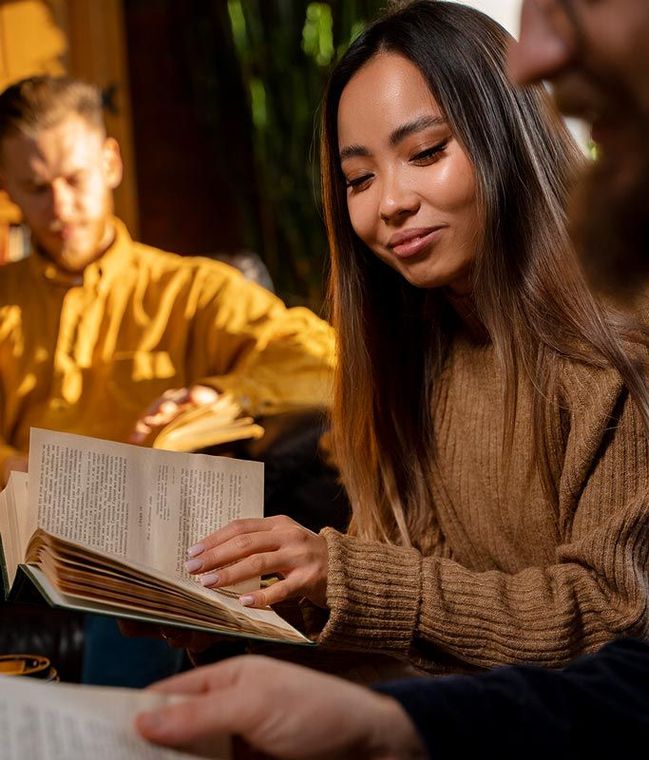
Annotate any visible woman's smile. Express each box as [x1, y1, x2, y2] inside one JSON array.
[[387, 225, 446, 259]]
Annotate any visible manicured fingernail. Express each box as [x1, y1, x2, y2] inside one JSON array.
[[184, 558, 202, 573], [239, 595, 255, 607], [187, 543, 204, 557], [200, 572, 220, 587]]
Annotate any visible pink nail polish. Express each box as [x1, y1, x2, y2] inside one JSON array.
[[200, 573, 219, 587], [184, 558, 202, 573], [187, 543, 205, 558], [239, 595, 255, 607]]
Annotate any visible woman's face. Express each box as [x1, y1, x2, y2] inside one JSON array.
[[337, 53, 481, 292]]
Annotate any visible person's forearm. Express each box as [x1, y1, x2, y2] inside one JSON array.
[[193, 275, 335, 416], [319, 526, 647, 671], [376, 639, 649, 759]]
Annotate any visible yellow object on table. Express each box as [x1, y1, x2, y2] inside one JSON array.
[[0, 654, 58, 680]]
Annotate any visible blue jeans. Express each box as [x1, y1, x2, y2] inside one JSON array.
[[81, 614, 186, 687]]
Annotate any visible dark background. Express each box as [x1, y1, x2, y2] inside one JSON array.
[[123, 0, 385, 311]]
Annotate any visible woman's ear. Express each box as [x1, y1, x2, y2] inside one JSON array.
[[103, 136, 123, 190]]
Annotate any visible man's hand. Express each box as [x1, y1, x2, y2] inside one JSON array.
[[135, 655, 427, 760], [184, 515, 329, 608], [130, 385, 219, 444], [2, 453, 28, 485]]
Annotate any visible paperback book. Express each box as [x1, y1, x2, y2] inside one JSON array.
[[0, 428, 311, 646]]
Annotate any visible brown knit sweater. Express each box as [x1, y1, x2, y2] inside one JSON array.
[[318, 333, 649, 673]]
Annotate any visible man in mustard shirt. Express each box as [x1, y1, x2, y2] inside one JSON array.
[[0, 75, 336, 686], [0, 76, 335, 486]]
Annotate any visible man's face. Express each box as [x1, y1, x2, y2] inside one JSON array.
[[0, 114, 122, 272], [510, 1, 649, 125], [509, 0, 649, 296]]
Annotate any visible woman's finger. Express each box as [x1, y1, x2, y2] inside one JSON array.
[[185, 530, 283, 574], [187, 516, 280, 557], [239, 577, 297, 608], [199, 550, 289, 588]]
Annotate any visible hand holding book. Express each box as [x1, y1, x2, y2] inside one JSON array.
[[0, 428, 312, 645], [129, 385, 264, 453], [184, 515, 329, 609], [0, 675, 232, 759], [135, 655, 422, 760]]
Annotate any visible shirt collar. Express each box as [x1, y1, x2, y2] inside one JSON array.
[[28, 218, 133, 288]]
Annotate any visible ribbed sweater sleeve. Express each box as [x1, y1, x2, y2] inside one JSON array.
[[317, 351, 649, 671], [319, 531, 423, 654]]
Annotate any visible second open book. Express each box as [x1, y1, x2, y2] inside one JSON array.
[[0, 428, 310, 646], [144, 393, 264, 452]]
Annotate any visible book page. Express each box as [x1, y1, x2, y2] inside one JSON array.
[[151, 394, 262, 452], [155, 419, 264, 453], [0, 676, 230, 759], [24, 561, 307, 643], [0, 472, 30, 590], [13, 471, 33, 556], [0, 484, 12, 593], [28, 428, 264, 580], [152, 397, 264, 453]]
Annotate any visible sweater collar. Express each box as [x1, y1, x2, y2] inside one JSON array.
[[28, 218, 133, 288]]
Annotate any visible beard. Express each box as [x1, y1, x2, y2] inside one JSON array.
[[570, 115, 649, 304]]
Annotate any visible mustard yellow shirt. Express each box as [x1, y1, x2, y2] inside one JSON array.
[[0, 219, 335, 476]]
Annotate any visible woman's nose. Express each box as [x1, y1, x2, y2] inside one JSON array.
[[378, 173, 420, 223]]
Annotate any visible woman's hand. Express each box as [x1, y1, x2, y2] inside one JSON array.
[[184, 515, 329, 609]]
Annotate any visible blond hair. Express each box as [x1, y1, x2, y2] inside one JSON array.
[[0, 75, 104, 145]]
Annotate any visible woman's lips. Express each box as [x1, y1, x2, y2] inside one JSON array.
[[388, 227, 445, 259]]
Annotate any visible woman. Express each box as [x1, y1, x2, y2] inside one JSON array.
[[184, 1, 649, 673]]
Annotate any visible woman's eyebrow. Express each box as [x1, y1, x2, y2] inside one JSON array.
[[339, 114, 447, 162], [340, 144, 370, 162], [389, 114, 447, 146]]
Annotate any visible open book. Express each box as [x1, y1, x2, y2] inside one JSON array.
[[0, 428, 311, 646], [0, 675, 230, 759], [146, 394, 264, 453]]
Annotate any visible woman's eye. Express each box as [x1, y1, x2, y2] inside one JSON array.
[[345, 174, 373, 192], [411, 142, 448, 164]]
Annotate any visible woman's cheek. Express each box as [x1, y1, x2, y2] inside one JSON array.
[[348, 198, 376, 249]]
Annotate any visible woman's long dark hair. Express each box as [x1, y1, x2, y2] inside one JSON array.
[[321, 0, 649, 548]]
